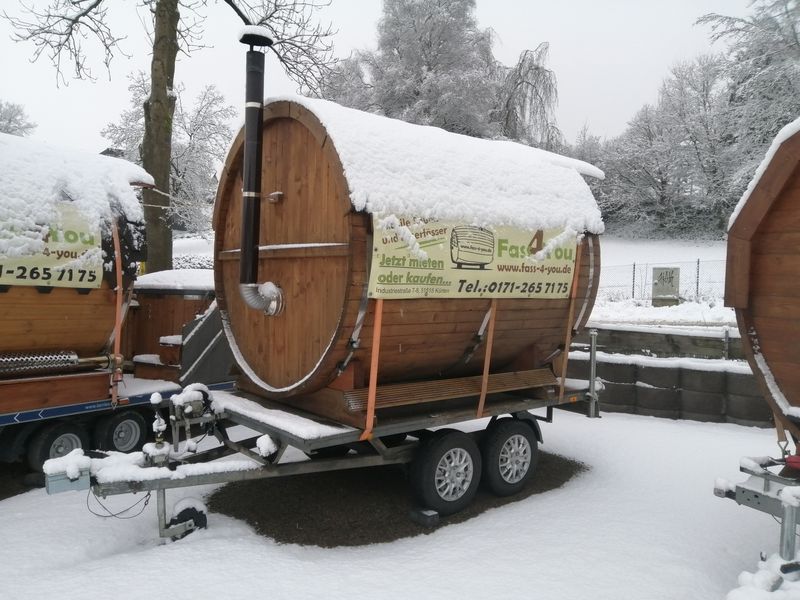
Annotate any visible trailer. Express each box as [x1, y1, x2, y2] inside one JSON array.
[[0, 264, 235, 471], [44, 339, 600, 540]]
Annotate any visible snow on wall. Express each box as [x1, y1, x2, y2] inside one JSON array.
[[728, 116, 800, 231], [134, 268, 214, 291], [0, 133, 152, 257], [266, 95, 605, 236], [570, 349, 753, 374]]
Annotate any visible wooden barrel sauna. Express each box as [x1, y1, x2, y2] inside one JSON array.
[[725, 118, 800, 436], [0, 133, 150, 378], [213, 97, 604, 422]]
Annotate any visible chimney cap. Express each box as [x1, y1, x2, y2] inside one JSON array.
[[239, 26, 273, 48]]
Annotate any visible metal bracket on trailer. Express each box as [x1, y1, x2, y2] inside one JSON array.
[[715, 456, 800, 562]]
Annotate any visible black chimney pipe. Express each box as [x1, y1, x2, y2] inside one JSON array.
[[237, 28, 277, 312]]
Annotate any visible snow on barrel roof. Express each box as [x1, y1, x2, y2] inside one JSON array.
[[0, 133, 152, 257], [267, 95, 605, 235], [728, 115, 800, 231]]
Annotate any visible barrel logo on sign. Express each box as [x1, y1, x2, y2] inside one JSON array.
[[450, 226, 494, 269]]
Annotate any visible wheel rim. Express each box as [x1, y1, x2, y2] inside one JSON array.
[[435, 447, 474, 501], [112, 419, 142, 452], [49, 433, 82, 459], [498, 434, 531, 484]]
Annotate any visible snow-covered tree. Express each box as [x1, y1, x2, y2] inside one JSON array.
[[699, 0, 800, 196], [495, 44, 561, 148], [321, 0, 560, 147], [103, 72, 236, 234], [5, 0, 334, 272], [0, 100, 36, 136]]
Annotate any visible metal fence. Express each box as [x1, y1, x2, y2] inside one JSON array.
[[598, 259, 726, 302]]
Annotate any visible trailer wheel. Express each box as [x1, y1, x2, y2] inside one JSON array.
[[27, 422, 90, 472], [411, 429, 481, 515], [168, 499, 208, 541], [481, 419, 538, 496], [93, 410, 148, 452]]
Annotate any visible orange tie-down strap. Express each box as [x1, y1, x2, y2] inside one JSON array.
[[110, 220, 125, 407], [360, 298, 384, 441], [476, 298, 498, 418], [558, 239, 584, 403]]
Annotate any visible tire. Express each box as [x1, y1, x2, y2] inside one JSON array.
[[27, 421, 90, 472], [93, 410, 148, 452], [481, 419, 538, 496], [168, 499, 208, 541], [411, 429, 481, 516]]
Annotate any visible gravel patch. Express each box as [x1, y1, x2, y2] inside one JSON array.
[[208, 451, 586, 547]]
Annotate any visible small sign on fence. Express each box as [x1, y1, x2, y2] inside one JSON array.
[[652, 267, 680, 306]]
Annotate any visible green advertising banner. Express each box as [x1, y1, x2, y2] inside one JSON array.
[[0, 203, 103, 289], [368, 216, 577, 299]]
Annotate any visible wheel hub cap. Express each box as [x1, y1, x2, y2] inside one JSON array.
[[435, 448, 474, 501], [499, 434, 531, 484], [50, 433, 82, 459], [112, 419, 140, 452]]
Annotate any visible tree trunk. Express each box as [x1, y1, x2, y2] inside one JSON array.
[[141, 0, 179, 273]]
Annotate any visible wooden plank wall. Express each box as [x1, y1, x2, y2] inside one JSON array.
[[122, 293, 213, 359], [0, 285, 117, 355], [748, 169, 800, 407]]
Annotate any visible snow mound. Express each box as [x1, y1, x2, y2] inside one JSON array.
[[0, 133, 151, 258], [266, 95, 605, 235], [134, 268, 214, 291]]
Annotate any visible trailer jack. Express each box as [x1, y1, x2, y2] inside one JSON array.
[[716, 456, 800, 562]]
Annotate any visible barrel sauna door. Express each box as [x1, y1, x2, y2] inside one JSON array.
[[215, 113, 355, 396]]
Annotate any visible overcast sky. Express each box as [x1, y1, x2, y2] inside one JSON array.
[[0, 0, 751, 153]]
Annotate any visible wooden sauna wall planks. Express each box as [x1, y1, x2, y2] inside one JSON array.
[[126, 293, 212, 358], [0, 285, 117, 355], [748, 169, 800, 405], [216, 116, 354, 394]]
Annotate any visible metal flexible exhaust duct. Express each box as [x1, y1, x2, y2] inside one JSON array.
[[0, 351, 112, 377], [238, 28, 278, 313]]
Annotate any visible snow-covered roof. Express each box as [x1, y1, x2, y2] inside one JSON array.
[[267, 95, 605, 235], [0, 133, 152, 257], [728, 116, 800, 231]]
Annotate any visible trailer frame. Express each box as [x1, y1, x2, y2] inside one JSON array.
[[46, 336, 600, 539]]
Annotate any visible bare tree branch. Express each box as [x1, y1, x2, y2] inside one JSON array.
[[3, 0, 128, 84], [223, 0, 337, 94]]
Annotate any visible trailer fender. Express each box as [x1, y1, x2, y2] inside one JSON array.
[[511, 412, 543, 444]]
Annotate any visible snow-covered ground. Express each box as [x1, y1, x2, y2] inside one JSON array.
[[600, 236, 726, 266], [0, 411, 787, 599]]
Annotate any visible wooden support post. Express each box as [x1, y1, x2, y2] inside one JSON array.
[[360, 298, 384, 441], [559, 240, 584, 403], [476, 299, 498, 418]]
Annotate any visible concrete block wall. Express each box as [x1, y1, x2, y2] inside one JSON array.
[[567, 354, 772, 427]]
